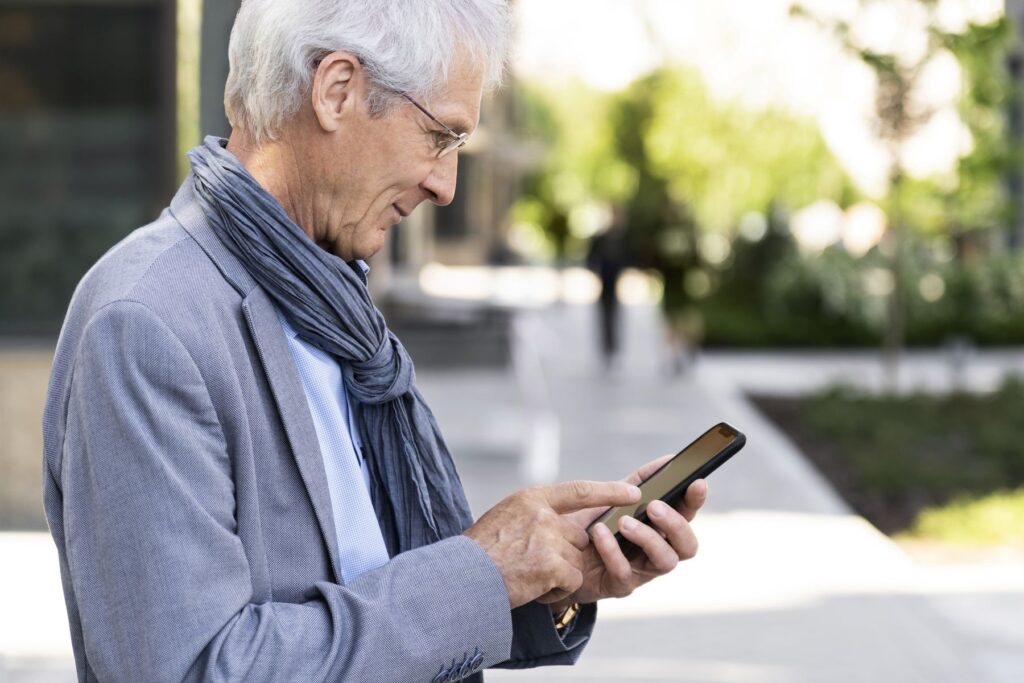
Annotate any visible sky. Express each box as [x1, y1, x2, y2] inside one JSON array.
[[514, 0, 1006, 199]]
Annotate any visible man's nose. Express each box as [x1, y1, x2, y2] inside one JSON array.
[[422, 154, 459, 207]]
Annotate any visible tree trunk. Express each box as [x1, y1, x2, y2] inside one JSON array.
[[884, 173, 905, 391]]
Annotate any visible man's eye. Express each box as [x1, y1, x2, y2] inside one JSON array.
[[431, 131, 450, 148]]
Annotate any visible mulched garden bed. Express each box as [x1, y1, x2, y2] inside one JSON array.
[[750, 380, 1024, 538]]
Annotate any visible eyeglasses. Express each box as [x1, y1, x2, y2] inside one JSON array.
[[311, 54, 468, 158], [401, 93, 469, 159]]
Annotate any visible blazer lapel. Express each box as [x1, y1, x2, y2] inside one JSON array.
[[242, 286, 344, 583], [170, 176, 344, 582]]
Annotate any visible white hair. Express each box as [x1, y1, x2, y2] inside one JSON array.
[[224, 0, 510, 142]]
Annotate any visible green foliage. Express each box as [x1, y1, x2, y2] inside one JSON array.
[[800, 377, 1024, 543], [513, 81, 635, 261], [932, 17, 1017, 235], [904, 489, 1024, 547], [701, 236, 1024, 347], [607, 68, 850, 244], [793, 3, 1017, 237], [512, 67, 851, 267], [519, 81, 636, 206], [638, 70, 849, 233], [933, 250, 1024, 343], [512, 1, 1023, 350], [788, 2, 1018, 366], [876, 17, 1018, 241], [516, 66, 854, 330]]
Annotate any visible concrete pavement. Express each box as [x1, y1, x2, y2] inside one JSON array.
[[431, 304, 1024, 683]]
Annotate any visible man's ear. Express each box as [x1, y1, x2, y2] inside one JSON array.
[[310, 51, 361, 133]]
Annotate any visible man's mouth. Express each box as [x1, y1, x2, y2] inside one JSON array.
[[388, 204, 409, 227]]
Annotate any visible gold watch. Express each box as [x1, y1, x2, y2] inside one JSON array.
[[553, 602, 581, 632]]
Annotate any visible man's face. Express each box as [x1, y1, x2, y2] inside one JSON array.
[[310, 54, 484, 261]]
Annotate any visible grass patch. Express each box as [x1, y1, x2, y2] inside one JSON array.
[[901, 489, 1024, 547], [753, 377, 1024, 547]]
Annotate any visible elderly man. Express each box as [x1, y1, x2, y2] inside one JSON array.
[[42, 1, 707, 681]]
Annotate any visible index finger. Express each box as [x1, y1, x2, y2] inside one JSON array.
[[543, 480, 641, 514]]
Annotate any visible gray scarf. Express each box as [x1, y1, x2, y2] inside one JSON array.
[[188, 136, 473, 556]]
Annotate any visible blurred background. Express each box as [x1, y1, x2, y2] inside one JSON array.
[[2, 0, 1024, 681]]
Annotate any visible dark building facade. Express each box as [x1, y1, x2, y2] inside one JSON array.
[[0, 0, 178, 334]]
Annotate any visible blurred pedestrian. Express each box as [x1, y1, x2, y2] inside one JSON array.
[[587, 208, 628, 371], [653, 204, 703, 376]]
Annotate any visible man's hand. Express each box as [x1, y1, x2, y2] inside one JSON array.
[[463, 480, 641, 609], [546, 455, 709, 607]]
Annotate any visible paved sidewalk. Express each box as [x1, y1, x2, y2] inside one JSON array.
[[3, 303, 1023, 682], [430, 303, 1024, 683]]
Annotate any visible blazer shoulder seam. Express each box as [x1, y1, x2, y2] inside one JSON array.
[[122, 231, 194, 300]]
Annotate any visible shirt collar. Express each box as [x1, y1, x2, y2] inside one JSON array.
[[352, 259, 370, 285]]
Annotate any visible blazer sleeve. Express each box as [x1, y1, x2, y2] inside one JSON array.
[[60, 300, 515, 683], [497, 601, 597, 669]]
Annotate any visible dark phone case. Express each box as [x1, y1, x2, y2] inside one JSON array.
[[589, 422, 746, 554]]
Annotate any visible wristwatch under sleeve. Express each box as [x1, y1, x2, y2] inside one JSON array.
[[553, 602, 581, 632]]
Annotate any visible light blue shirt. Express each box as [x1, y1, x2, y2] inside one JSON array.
[[276, 303, 391, 585]]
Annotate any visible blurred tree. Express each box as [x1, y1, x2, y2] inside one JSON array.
[[514, 6, 1019, 350], [1005, 0, 1024, 247], [514, 66, 849, 277], [793, 0, 1015, 380], [938, 18, 1016, 239], [635, 69, 849, 233], [513, 81, 634, 264], [616, 68, 851, 356]]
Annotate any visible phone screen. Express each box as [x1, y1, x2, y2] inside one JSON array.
[[594, 423, 741, 534]]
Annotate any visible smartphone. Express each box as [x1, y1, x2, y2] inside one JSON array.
[[588, 422, 746, 550]]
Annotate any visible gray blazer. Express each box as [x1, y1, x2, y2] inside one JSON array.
[[42, 179, 594, 683]]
